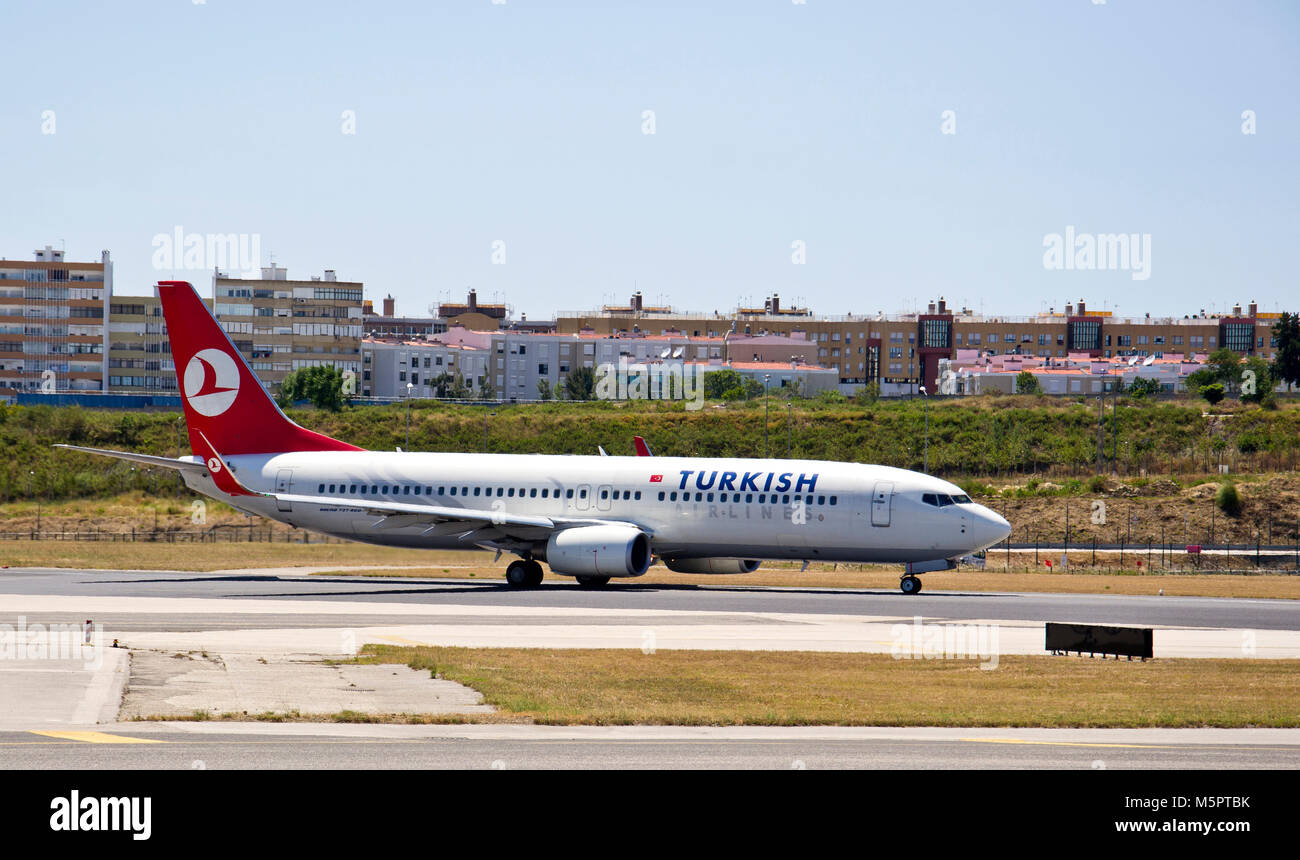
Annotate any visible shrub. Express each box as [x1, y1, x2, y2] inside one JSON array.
[[1215, 481, 1241, 516]]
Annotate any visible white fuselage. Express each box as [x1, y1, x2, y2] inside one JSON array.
[[181, 451, 1011, 567]]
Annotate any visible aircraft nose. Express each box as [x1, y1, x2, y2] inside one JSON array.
[[973, 506, 1011, 549]]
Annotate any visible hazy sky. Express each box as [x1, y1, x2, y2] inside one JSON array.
[[3, 1, 1296, 320]]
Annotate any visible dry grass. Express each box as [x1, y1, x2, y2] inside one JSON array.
[[356, 646, 1300, 727]]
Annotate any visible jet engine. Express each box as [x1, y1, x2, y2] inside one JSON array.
[[545, 525, 652, 577]]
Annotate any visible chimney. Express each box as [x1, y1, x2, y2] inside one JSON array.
[[383, 294, 395, 317], [1077, 299, 1086, 316], [937, 297, 947, 314], [467, 289, 478, 312], [1065, 303, 1074, 316], [1248, 301, 1258, 318], [770, 293, 780, 314]]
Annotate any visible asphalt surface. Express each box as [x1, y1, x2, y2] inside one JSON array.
[[3, 567, 1299, 631], [5, 727, 1299, 769]]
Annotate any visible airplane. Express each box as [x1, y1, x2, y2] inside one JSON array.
[[57, 280, 1011, 594]]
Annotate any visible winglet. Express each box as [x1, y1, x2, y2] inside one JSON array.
[[633, 435, 653, 456]]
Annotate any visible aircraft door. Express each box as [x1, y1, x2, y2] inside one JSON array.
[[275, 469, 294, 512], [870, 482, 893, 527]]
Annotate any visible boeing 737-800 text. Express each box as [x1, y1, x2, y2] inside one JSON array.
[[58, 280, 1011, 593]]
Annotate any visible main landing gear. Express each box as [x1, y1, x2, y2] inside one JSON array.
[[506, 558, 545, 588], [899, 575, 923, 595]]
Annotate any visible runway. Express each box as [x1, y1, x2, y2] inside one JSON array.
[[6, 724, 1300, 769], [2, 567, 1298, 768], [5, 567, 1300, 630]]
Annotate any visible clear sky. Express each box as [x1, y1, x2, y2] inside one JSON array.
[[3, 1, 1296, 321]]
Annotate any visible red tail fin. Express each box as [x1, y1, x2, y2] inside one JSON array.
[[157, 280, 362, 456]]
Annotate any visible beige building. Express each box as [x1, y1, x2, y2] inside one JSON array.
[[212, 265, 363, 391], [559, 293, 1283, 396], [0, 247, 110, 392]]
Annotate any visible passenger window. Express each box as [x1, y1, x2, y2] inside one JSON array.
[[529, 488, 537, 498], [658, 491, 665, 501], [782, 494, 790, 504], [319, 484, 325, 493], [381, 486, 389, 495], [473, 487, 481, 496], [438, 486, 445, 495], [565, 489, 573, 499], [829, 495, 837, 505], [634, 491, 641, 500], [350, 485, 357, 494], [462, 487, 469, 496], [508, 488, 515, 497], [818, 495, 825, 505], [695, 492, 703, 502], [450, 487, 457, 496], [706, 493, 714, 502], [403, 486, 411, 495], [580, 489, 587, 499], [670, 491, 677, 501], [600, 489, 608, 500], [746, 494, 753, 503]]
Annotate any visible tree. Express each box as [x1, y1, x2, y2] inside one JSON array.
[[1014, 371, 1041, 395], [1200, 382, 1226, 405], [478, 377, 497, 400], [279, 364, 347, 412], [1271, 311, 1300, 392], [1184, 367, 1217, 395], [1206, 347, 1243, 392], [427, 372, 454, 398], [564, 366, 596, 400], [536, 379, 553, 401], [703, 368, 763, 400], [1126, 376, 1161, 398], [1240, 355, 1274, 404]]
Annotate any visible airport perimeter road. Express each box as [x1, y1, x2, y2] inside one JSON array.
[[4, 725, 1299, 769], [3, 568, 1299, 631]]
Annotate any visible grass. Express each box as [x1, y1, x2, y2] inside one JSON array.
[[350, 645, 1300, 727], [8, 395, 1300, 504]]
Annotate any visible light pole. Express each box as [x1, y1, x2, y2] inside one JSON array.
[[786, 401, 792, 458], [763, 374, 771, 458], [920, 386, 929, 473], [405, 382, 414, 450]]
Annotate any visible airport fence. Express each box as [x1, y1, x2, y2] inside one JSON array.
[[0, 524, 342, 544]]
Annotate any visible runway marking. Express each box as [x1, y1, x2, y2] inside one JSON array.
[[30, 731, 165, 744], [961, 738, 1162, 749], [373, 634, 434, 646]]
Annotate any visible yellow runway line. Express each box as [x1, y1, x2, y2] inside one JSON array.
[[30, 731, 164, 744], [961, 738, 1161, 749]]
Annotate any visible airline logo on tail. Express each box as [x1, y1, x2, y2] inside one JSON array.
[[183, 348, 240, 416]]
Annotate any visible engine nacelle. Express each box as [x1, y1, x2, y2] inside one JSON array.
[[545, 525, 651, 577], [662, 557, 762, 575]]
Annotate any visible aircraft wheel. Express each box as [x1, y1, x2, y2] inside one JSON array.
[[575, 575, 611, 588], [900, 575, 922, 595], [525, 560, 545, 587], [506, 560, 532, 588]]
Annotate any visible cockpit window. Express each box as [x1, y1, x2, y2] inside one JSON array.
[[936, 494, 954, 506], [921, 493, 938, 506], [952, 494, 972, 504]]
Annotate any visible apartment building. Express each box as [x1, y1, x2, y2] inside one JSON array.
[[0, 247, 110, 392], [212, 265, 363, 391], [559, 293, 1284, 396]]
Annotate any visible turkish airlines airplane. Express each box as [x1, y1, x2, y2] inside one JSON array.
[[60, 280, 1010, 594]]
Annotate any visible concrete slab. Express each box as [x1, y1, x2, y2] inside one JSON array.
[[118, 650, 493, 719], [0, 646, 127, 730]]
